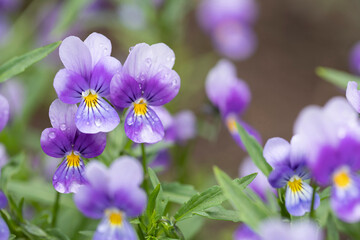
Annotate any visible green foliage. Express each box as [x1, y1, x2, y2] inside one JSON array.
[[235, 122, 273, 176], [0, 41, 61, 83], [316, 67, 360, 89], [194, 206, 242, 222], [162, 182, 197, 204]]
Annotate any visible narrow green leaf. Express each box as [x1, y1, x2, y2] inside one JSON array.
[[194, 206, 242, 222], [146, 184, 161, 220], [148, 168, 168, 217], [214, 167, 270, 230], [327, 214, 339, 240], [236, 122, 272, 176], [0, 41, 61, 82], [316, 67, 360, 90], [174, 173, 257, 221], [162, 182, 197, 204]]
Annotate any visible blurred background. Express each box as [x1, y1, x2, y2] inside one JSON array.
[[1, 0, 360, 238]]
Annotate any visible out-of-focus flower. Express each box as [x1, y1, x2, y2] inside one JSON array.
[[294, 96, 360, 222], [170, 110, 197, 143], [233, 224, 260, 240], [0, 144, 8, 172], [349, 42, 360, 75], [264, 136, 320, 216], [74, 157, 146, 240], [149, 149, 171, 171], [0, 94, 9, 132], [239, 156, 275, 201], [54, 32, 121, 134], [40, 99, 106, 193], [259, 219, 323, 240], [118, 3, 146, 30], [0, 191, 9, 240], [0, 79, 25, 120], [110, 43, 181, 143], [205, 59, 261, 148], [346, 81, 360, 113], [197, 0, 258, 60]]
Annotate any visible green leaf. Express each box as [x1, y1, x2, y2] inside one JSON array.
[[78, 231, 94, 237], [174, 173, 257, 221], [146, 184, 161, 220], [326, 214, 339, 240], [22, 221, 49, 238], [316, 67, 360, 89], [162, 182, 197, 204], [194, 206, 241, 222], [214, 167, 271, 230], [236, 122, 272, 176], [148, 168, 168, 217], [0, 41, 61, 83]]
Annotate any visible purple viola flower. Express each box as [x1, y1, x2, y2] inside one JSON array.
[[54, 32, 121, 134], [110, 43, 181, 144], [259, 219, 323, 240], [346, 81, 360, 113], [0, 144, 8, 176], [0, 191, 9, 240], [40, 99, 106, 193], [74, 157, 146, 240], [0, 79, 25, 120], [171, 110, 197, 143], [0, 94, 9, 132], [149, 149, 171, 171], [263, 135, 320, 216], [239, 156, 275, 201], [294, 96, 360, 222], [233, 224, 260, 240], [197, 0, 258, 60], [349, 42, 360, 75], [205, 60, 261, 148]]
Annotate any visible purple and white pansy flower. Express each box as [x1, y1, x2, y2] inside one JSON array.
[[205, 59, 261, 148], [74, 157, 147, 240], [110, 43, 181, 144], [264, 135, 320, 216], [40, 99, 106, 193], [295, 96, 360, 222], [54, 32, 121, 134]]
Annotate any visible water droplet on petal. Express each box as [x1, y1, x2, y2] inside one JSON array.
[[129, 46, 134, 52], [86, 121, 90, 125], [127, 115, 135, 125], [60, 123, 66, 131], [172, 78, 178, 86], [139, 83, 142, 89], [145, 58, 152, 66], [95, 118, 102, 127], [50, 117, 55, 124], [49, 131, 56, 139], [76, 115, 81, 119]]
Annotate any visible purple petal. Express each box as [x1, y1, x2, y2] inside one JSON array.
[[0, 94, 9, 132], [53, 156, 87, 193], [212, 21, 257, 60], [346, 81, 360, 113], [59, 36, 92, 79], [94, 217, 137, 240], [74, 185, 109, 218], [285, 181, 320, 216], [73, 131, 107, 158], [0, 217, 9, 240], [0, 191, 7, 209], [263, 137, 290, 168], [113, 187, 147, 217], [233, 225, 260, 240], [90, 56, 121, 98], [75, 96, 120, 134], [108, 156, 144, 189], [84, 32, 112, 68], [84, 161, 109, 191], [53, 69, 88, 104], [173, 110, 197, 143], [124, 106, 164, 143], [152, 106, 173, 130], [40, 128, 71, 158], [110, 73, 142, 109], [349, 42, 360, 75], [0, 144, 8, 172], [0, 79, 25, 119], [149, 149, 171, 172], [48, 99, 77, 141], [289, 135, 309, 168], [331, 174, 360, 223], [268, 165, 294, 188]]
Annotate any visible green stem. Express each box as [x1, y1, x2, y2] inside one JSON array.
[[137, 223, 146, 240], [141, 143, 150, 195], [51, 192, 61, 227], [310, 181, 317, 219]]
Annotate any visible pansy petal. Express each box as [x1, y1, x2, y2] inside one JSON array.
[[74, 185, 109, 219], [220, 79, 251, 117], [49, 99, 77, 141], [234, 225, 260, 240], [109, 156, 144, 189], [0, 217, 9, 240], [0, 191, 7, 209], [110, 73, 141, 109], [124, 106, 164, 143], [53, 69, 88, 104], [84, 161, 109, 191], [90, 56, 121, 98], [59, 36, 92, 79], [93, 217, 137, 240], [285, 181, 319, 216], [73, 131, 106, 158], [40, 128, 71, 158], [0, 95, 9, 132], [75, 96, 120, 134], [149, 149, 171, 172], [173, 110, 197, 143], [268, 165, 293, 188], [53, 157, 87, 193], [84, 32, 112, 68], [113, 187, 147, 217], [289, 135, 309, 168], [263, 137, 290, 168], [346, 81, 360, 113], [0, 144, 7, 170]]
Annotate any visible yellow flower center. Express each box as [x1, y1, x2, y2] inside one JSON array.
[[133, 99, 147, 116], [333, 168, 351, 189], [66, 152, 80, 168], [226, 116, 237, 133], [83, 90, 98, 108], [107, 210, 123, 226], [288, 176, 302, 193]]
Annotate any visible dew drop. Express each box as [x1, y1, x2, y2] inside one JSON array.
[[76, 115, 81, 119], [139, 83, 142, 89], [129, 46, 134, 52], [172, 78, 178, 86], [86, 121, 90, 125], [50, 117, 55, 124], [95, 118, 102, 127], [127, 115, 135, 125], [53, 175, 57, 180], [141, 90, 144, 95], [60, 123, 66, 131], [49, 131, 56, 139], [145, 58, 152, 66]]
